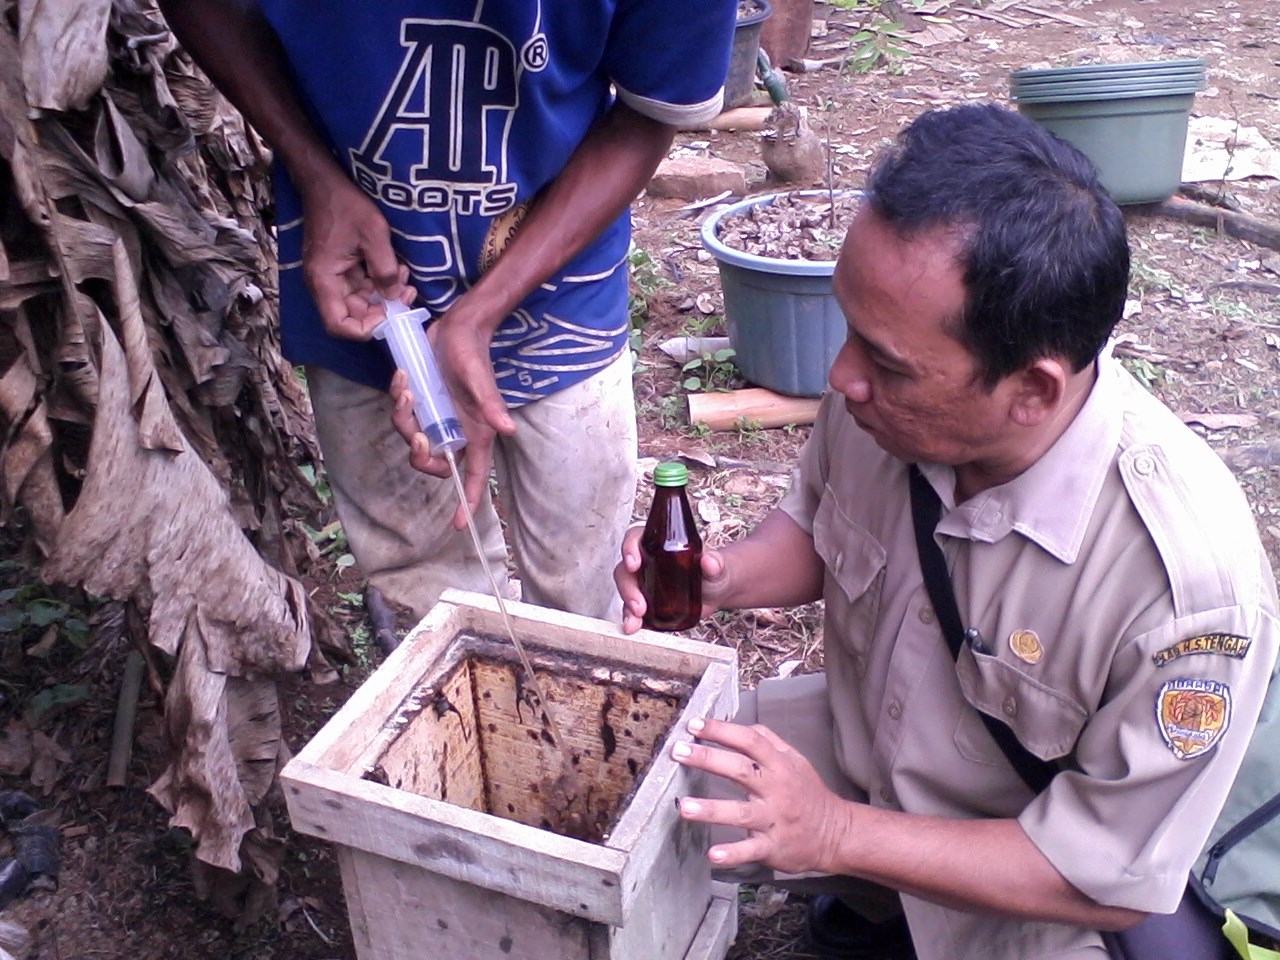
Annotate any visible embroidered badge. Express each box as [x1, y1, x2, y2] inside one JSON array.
[[1152, 633, 1251, 668], [1008, 629, 1043, 665], [1157, 678, 1231, 760]]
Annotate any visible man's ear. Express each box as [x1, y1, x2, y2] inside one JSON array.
[[1008, 357, 1068, 428]]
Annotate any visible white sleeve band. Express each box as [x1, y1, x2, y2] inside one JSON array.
[[614, 84, 725, 127]]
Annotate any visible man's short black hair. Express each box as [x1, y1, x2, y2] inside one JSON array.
[[865, 103, 1130, 387]]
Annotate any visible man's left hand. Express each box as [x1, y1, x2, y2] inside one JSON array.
[[389, 369, 497, 530], [431, 309, 517, 439], [671, 716, 852, 876]]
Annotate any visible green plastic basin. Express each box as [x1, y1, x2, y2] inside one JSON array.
[[1017, 93, 1196, 204], [1012, 68, 1202, 87], [1013, 83, 1204, 105]]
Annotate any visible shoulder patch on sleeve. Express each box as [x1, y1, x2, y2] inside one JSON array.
[[1152, 633, 1252, 667], [1157, 679, 1231, 760]]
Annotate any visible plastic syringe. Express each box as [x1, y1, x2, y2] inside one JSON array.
[[371, 295, 569, 752], [371, 297, 467, 457]]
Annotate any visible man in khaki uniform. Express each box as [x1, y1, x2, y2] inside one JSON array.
[[616, 104, 1279, 960]]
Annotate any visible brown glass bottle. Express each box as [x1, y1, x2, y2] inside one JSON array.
[[640, 461, 702, 631]]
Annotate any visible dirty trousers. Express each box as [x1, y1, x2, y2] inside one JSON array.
[[306, 351, 637, 621]]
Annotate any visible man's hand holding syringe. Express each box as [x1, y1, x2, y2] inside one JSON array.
[[379, 296, 496, 531]]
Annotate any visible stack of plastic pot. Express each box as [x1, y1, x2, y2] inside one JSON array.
[[1010, 59, 1206, 204]]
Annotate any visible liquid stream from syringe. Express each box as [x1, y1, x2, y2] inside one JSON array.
[[443, 449, 569, 751]]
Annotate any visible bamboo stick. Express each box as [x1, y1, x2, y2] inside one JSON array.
[[106, 649, 146, 788], [688, 388, 821, 431]]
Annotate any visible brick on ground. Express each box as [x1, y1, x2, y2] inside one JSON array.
[[647, 156, 747, 201]]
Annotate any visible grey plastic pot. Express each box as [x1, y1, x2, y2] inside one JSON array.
[[1017, 92, 1196, 204], [725, 0, 772, 109], [701, 190, 858, 398], [1013, 84, 1204, 105]]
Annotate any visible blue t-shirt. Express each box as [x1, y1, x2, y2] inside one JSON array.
[[260, 0, 736, 403]]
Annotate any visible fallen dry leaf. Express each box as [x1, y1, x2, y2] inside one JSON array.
[[746, 607, 793, 628], [675, 446, 717, 468], [0, 720, 33, 777], [741, 884, 791, 919], [24, 625, 59, 659], [722, 472, 784, 501], [28, 730, 72, 795], [697, 498, 722, 524]]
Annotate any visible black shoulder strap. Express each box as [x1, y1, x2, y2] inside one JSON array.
[[908, 464, 1058, 795]]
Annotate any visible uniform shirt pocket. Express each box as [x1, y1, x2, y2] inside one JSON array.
[[953, 645, 1089, 764], [813, 485, 887, 656]]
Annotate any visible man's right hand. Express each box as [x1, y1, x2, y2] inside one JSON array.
[[614, 525, 729, 634], [300, 176, 406, 340]]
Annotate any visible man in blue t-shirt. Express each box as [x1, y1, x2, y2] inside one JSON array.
[[159, 0, 736, 619]]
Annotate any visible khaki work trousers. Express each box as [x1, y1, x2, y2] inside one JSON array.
[[307, 350, 638, 621]]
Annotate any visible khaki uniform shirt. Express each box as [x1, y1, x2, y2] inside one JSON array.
[[776, 353, 1279, 960]]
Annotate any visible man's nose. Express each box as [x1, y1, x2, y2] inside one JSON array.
[[829, 340, 871, 404]]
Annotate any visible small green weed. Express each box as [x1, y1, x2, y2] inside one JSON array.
[[298, 462, 332, 505], [846, 16, 912, 73], [682, 347, 738, 392], [0, 587, 91, 649], [735, 417, 766, 445], [658, 394, 686, 430], [1121, 356, 1166, 393], [627, 243, 670, 343], [348, 621, 377, 675], [1128, 256, 1185, 301], [303, 520, 355, 575], [682, 313, 724, 338], [829, 0, 921, 74], [1209, 296, 1274, 325]]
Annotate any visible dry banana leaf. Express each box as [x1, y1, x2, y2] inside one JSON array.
[[1, 0, 339, 915]]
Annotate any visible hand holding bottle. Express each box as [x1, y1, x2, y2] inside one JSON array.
[[615, 462, 729, 634]]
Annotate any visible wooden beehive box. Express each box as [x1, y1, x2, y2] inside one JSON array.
[[283, 590, 740, 960]]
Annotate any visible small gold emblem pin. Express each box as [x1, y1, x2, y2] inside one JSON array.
[[1009, 629, 1043, 664]]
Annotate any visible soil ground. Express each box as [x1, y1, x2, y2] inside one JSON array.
[[2, 1, 1279, 957]]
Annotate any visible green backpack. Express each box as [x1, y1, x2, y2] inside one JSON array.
[[1192, 673, 1280, 951]]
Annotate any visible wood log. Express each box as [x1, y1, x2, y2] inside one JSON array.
[[1148, 196, 1280, 252], [689, 106, 773, 132], [688, 388, 821, 431]]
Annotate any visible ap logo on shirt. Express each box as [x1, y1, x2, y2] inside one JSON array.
[[349, 19, 523, 219], [1156, 678, 1231, 760]]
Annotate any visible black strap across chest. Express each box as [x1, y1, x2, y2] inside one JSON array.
[[907, 464, 1059, 795]]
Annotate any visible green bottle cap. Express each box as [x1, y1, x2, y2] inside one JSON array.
[[653, 461, 688, 487]]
